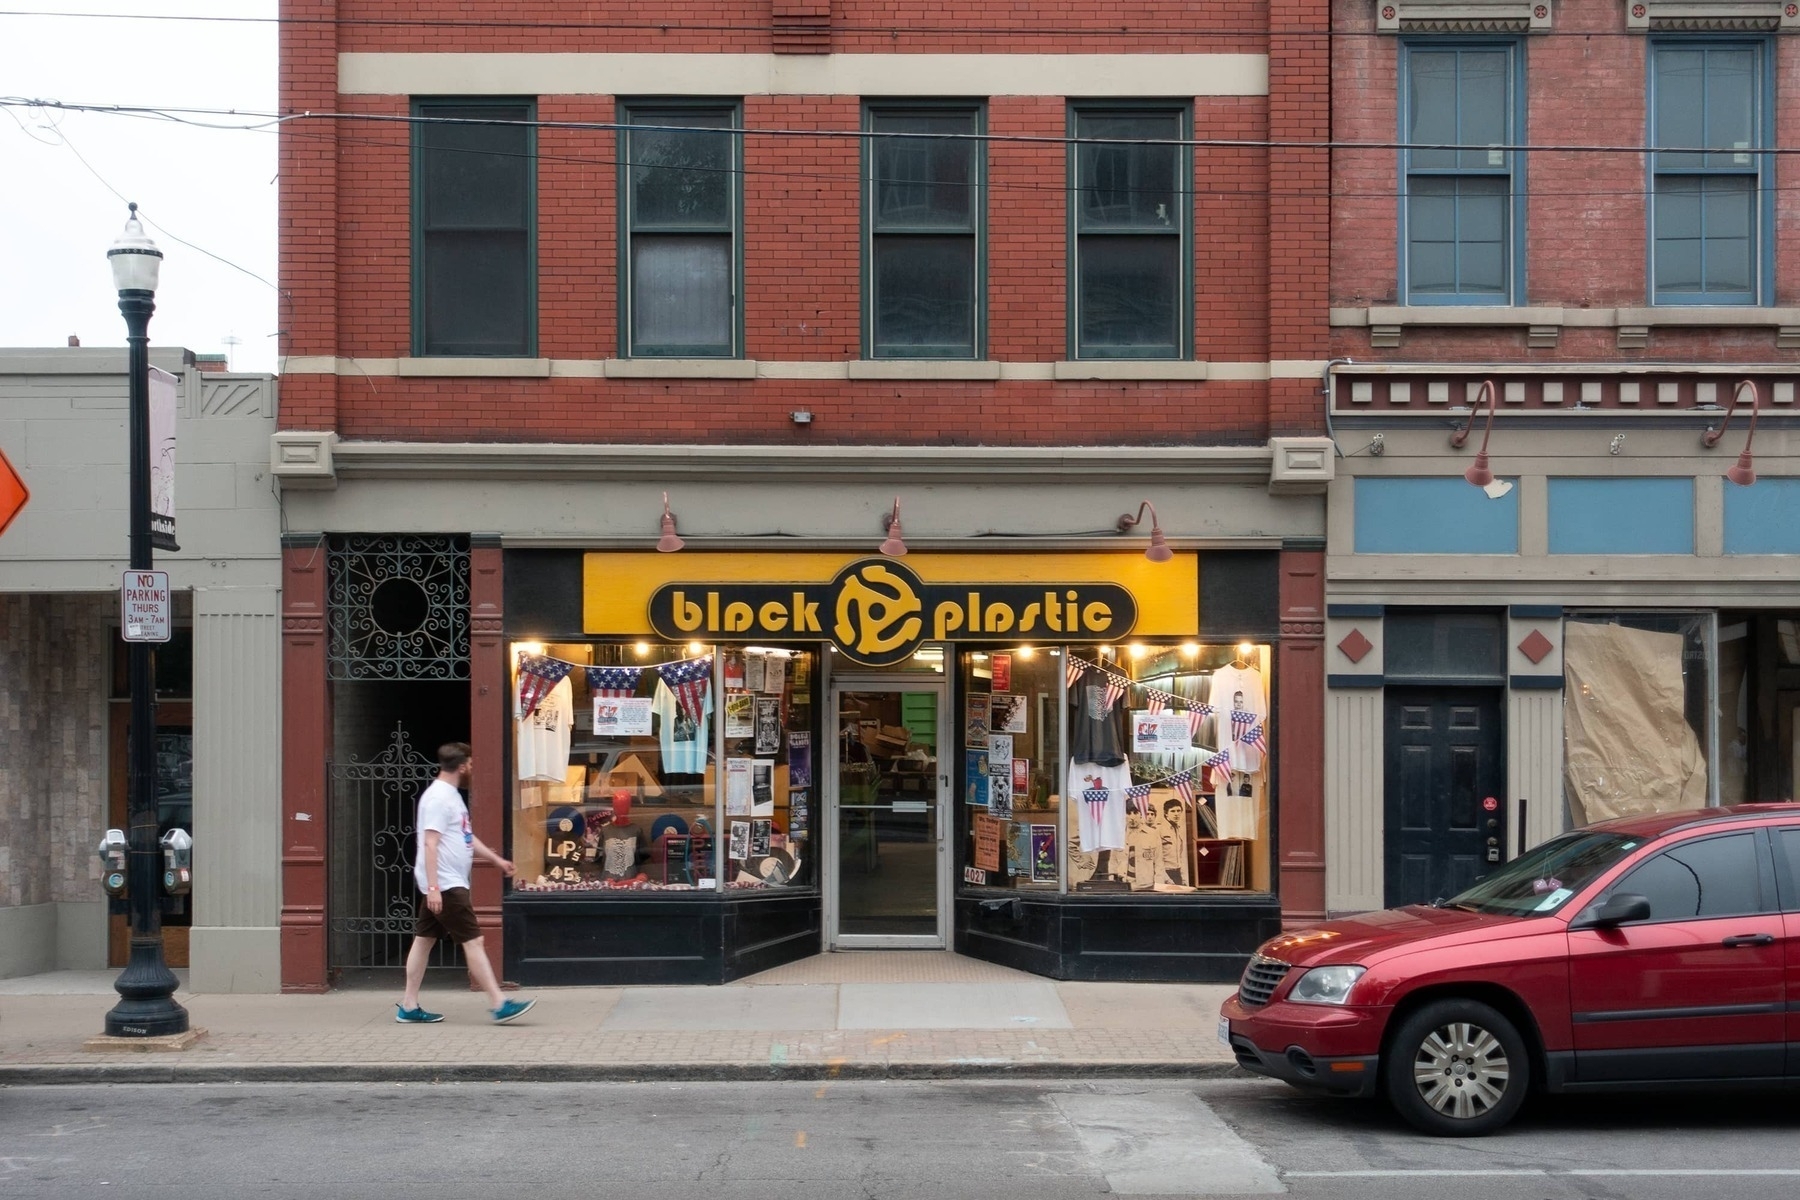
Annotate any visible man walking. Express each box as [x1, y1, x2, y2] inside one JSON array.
[[397, 742, 536, 1024]]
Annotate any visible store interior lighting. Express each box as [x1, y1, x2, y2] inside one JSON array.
[[1701, 379, 1762, 487], [1116, 500, 1174, 562]]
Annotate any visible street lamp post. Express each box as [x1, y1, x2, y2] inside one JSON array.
[[104, 203, 188, 1038]]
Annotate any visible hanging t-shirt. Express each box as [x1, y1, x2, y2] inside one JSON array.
[[653, 679, 714, 775], [1067, 760, 1131, 851], [1067, 667, 1128, 766], [413, 779, 474, 892], [1211, 664, 1269, 775], [516, 676, 574, 782]]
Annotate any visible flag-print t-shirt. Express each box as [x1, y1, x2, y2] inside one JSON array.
[[653, 680, 714, 775]]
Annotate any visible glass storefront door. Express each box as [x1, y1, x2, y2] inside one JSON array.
[[828, 682, 948, 947]]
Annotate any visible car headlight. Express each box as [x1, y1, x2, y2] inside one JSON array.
[[1287, 965, 1367, 1005]]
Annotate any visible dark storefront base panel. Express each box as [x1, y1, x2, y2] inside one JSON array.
[[504, 891, 821, 986], [955, 893, 1282, 982]]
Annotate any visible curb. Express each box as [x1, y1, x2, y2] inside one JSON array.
[[0, 1060, 1251, 1087]]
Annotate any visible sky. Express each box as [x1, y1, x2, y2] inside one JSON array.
[[1, 3, 279, 373]]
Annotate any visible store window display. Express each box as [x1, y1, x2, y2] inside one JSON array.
[[961, 642, 1273, 895], [508, 641, 818, 893]]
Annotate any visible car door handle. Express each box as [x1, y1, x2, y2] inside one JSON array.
[[1720, 934, 1775, 948]]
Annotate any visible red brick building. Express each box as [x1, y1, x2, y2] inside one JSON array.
[[273, 1, 1337, 990], [1323, 2, 1800, 918]]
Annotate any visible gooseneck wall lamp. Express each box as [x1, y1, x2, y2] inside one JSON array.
[[1449, 379, 1500, 488], [1701, 379, 1762, 488], [655, 492, 685, 552], [1117, 501, 1174, 563], [879, 498, 908, 557]]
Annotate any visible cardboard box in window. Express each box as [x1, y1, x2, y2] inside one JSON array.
[[598, 751, 663, 798]]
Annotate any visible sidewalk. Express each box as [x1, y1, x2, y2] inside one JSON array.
[[0, 953, 1243, 1085]]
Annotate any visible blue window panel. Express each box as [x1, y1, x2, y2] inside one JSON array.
[[1548, 479, 1695, 555], [1724, 478, 1800, 555], [1355, 478, 1519, 555]]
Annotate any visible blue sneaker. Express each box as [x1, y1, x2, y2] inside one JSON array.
[[396, 1004, 444, 1024], [491, 998, 537, 1024]]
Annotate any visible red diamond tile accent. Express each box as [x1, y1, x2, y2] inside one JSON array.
[[1518, 629, 1554, 665], [1337, 628, 1374, 664]]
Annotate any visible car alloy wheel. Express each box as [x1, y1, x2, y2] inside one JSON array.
[[1412, 1021, 1509, 1120], [1384, 998, 1529, 1136]]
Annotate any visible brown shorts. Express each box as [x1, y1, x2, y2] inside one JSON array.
[[414, 886, 481, 945]]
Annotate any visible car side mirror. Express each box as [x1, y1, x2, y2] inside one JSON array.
[[1576, 891, 1651, 930]]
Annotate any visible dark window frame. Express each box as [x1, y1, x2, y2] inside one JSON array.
[[1067, 102, 1193, 361], [617, 99, 744, 359], [862, 101, 987, 361], [1647, 37, 1772, 306], [1397, 39, 1527, 306], [410, 97, 538, 358]]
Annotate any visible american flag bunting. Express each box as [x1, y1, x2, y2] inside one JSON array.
[[657, 656, 713, 724], [1066, 657, 1084, 691], [516, 654, 574, 720], [1101, 673, 1128, 712], [1171, 770, 1196, 807], [1240, 723, 1267, 751], [1230, 709, 1258, 745], [1123, 782, 1153, 815], [1186, 703, 1214, 740], [587, 665, 643, 699]]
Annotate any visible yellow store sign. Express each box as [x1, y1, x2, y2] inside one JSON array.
[[585, 552, 1198, 667]]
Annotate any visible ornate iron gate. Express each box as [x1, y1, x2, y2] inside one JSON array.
[[327, 724, 461, 969]]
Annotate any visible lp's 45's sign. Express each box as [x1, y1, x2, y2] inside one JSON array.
[[648, 558, 1138, 667]]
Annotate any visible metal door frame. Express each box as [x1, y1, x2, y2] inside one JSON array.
[[822, 662, 951, 950]]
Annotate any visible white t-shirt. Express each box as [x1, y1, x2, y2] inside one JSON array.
[[414, 779, 474, 892], [516, 676, 574, 781], [1212, 664, 1269, 776], [1068, 760, 1131, 851], [653, 680, 713, 775]]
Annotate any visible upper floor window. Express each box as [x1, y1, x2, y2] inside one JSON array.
[[620, 102, 741, 357], [864, 105, 984, 359], [412, 99, 536, 357], [1070, 105, 1190, 359], [1649, 42, 1768, 306], [1400, 43, 1522, 306]]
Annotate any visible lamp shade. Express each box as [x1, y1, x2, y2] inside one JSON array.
[[1463, 452, 1494, 488], [107, 204, 162, 293], [879, 498, 907, 557], [655, 492, 685, 552], [1726, 451, 1756, 488]]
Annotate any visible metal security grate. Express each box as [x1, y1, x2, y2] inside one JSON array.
[[327, 533, 470, 681], [1237, 954, 1291, 1007], [328, 724, 461, 970]]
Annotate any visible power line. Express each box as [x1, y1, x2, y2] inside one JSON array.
[[5, 100, 280, 293], [10, 97, 1796, 209], [0, 8, 1573, 38], [8, 97, 1795, 159]]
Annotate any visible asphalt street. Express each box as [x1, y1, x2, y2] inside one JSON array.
[[3, 1078, 1800, 1199]]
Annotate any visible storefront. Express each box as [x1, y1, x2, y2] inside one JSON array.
[[498, 549, 1288, 983], [1322, 365, 1799, 916]]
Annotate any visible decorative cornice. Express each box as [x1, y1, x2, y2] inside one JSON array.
[[1377, 1, 1553, 33], [270, 439, 1280, 487], [1625, 1, 1799, 31]]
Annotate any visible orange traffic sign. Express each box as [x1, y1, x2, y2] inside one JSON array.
[[0, 447, 27, 539]]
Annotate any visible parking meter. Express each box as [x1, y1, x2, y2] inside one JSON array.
[[98, 829, 129, 897], [160, 829, 193, 895]]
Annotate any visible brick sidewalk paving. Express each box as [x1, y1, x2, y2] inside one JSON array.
[[0, 974, 1244, 1083]]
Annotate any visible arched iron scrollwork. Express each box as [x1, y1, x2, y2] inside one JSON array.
[[328, 724, 462, 969], [326, 533, 470, 680]]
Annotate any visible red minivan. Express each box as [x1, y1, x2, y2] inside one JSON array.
[[1220, 804, 1800, 1136]]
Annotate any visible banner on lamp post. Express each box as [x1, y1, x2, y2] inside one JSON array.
[[148, 365, 178, 552]]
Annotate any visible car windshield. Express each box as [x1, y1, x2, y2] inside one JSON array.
[[1437, 830, 1644, 917]]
